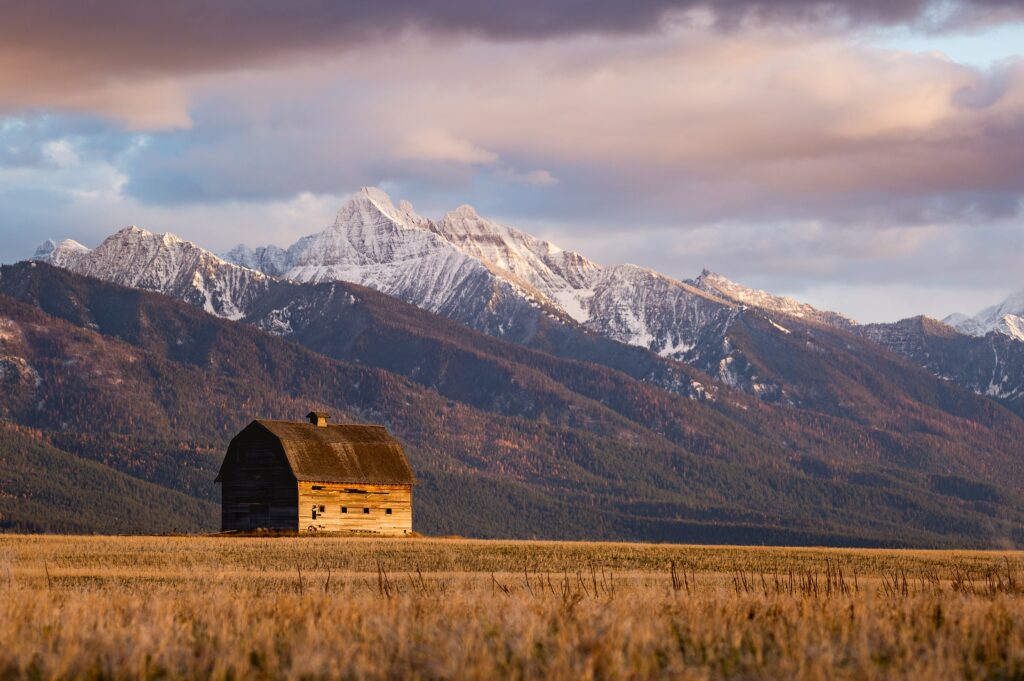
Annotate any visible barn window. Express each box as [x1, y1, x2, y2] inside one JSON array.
[[386, 508, 393, 515], [312, 485, 324, 490], [363, 507, 369, 514], [319, 505, 325, 513], [341, 507, 348, 513]]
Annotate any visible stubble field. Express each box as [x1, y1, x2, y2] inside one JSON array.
[[1, 535, 1022, 680]]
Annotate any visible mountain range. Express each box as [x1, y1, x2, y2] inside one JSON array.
[[10, 186, 1024, 545], [32, 187, 1024, 411]]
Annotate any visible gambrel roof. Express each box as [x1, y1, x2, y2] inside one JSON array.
[[216, 419, 415, 485]]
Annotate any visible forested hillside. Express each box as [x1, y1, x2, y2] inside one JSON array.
[[1, 262, 1022, 546], [0, 424, 216, 533]]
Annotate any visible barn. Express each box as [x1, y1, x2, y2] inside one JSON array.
[[215, 412, 415, 534]]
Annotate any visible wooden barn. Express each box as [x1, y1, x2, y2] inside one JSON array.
[[215, 412, 415, 534]]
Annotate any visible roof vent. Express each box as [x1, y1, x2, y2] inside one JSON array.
[[307, 411, 329, 427]]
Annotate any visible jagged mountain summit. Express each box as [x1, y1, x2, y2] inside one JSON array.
[[225, 188, 566, 339], [32, 225, 271, 319], [690, 269, 857, 330], [427, 202, 602, 315], [30, 188, 848, 366], [30, 186, 1024, 413], [944, 289, 1024, 342], [32, 238, 90, 268], [222, 187, 794, 360]]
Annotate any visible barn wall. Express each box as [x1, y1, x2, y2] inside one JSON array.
[[220, 431, 298, 532], [298, 483, 413, 535]]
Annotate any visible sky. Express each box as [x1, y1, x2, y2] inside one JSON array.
[[1, 0, 1023, 323]]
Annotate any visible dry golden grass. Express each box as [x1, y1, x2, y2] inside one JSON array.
[[1, 535, 1022, 680]]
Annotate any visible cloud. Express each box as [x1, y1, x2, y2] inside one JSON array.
[[0, 64, 192, 129], [522, 170, 560, 186], [545, 214, 1024, 321], [1, 1, 1023, 126], [497, 168, 560, 186], [13, 23, 1022, 227], [396, 130, 499, 164], [279, 28, 1024, 228]]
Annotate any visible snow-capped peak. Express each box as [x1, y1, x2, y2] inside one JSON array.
[[32, 238, 91, 268], [941, 312, 971, 327], [947, 288, 1024, 342], [690, 269, 856, 329], [449, 204, 480, 220], [33, 186, 878, 403], [32, 225, 269, 320], [432, 202, 602, 298]]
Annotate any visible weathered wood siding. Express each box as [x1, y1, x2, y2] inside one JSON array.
[[297, 482, 412, 535], [220, 429, 298, 531]]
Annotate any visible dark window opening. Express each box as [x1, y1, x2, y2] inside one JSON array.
[[386, 508, 393, 515], [363, 507, 369, 514], [341, 507, 348, 513], [319, 505, 325, 513], [312, 485, 324, 490]]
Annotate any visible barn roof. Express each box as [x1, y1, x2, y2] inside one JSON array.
[[220, 419, 415, 485]]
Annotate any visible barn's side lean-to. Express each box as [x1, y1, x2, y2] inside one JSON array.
[[215, 412, 415, 534]]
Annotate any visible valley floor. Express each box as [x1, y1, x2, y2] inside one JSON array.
[[1, 536, 1022, 679]]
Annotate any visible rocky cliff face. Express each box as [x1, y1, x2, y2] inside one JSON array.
[[31, 186, 1024, 412], [222, 188, 745, 372], [863, 315, 1024, 415], [690, 269, 857, 330], [225, 188, 564, 341], [34, 226, 272, 320]]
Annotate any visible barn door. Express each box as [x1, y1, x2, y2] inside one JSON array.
[[248, 503, 270, 529]]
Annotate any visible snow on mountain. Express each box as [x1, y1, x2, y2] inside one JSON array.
[[221, 188, 740, 360], [429, 204, 602, 319], [31, 239, 91, 269], [33, 187, 878, 401], [222, 244, 290, 278], [228, 188, 564, 338], [581, 265, 735, 359], [691, 269, 857, 330], [864, 315, 1024, 410], [282, 189, 479, 295], [945, 288, 1024, 342], [409, 198, 737, 358], [1002, 315, 1024, 341], [941, 312, 971, 327], [218, 186, 875, 380], [34, 226, 270, 320]]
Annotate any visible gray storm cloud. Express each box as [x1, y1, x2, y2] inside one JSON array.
[[1, 0, 1021, 76], [1, 0, 1021, 126]]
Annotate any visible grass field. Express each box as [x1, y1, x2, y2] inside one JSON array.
[[1, 536, 1022, 680]]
